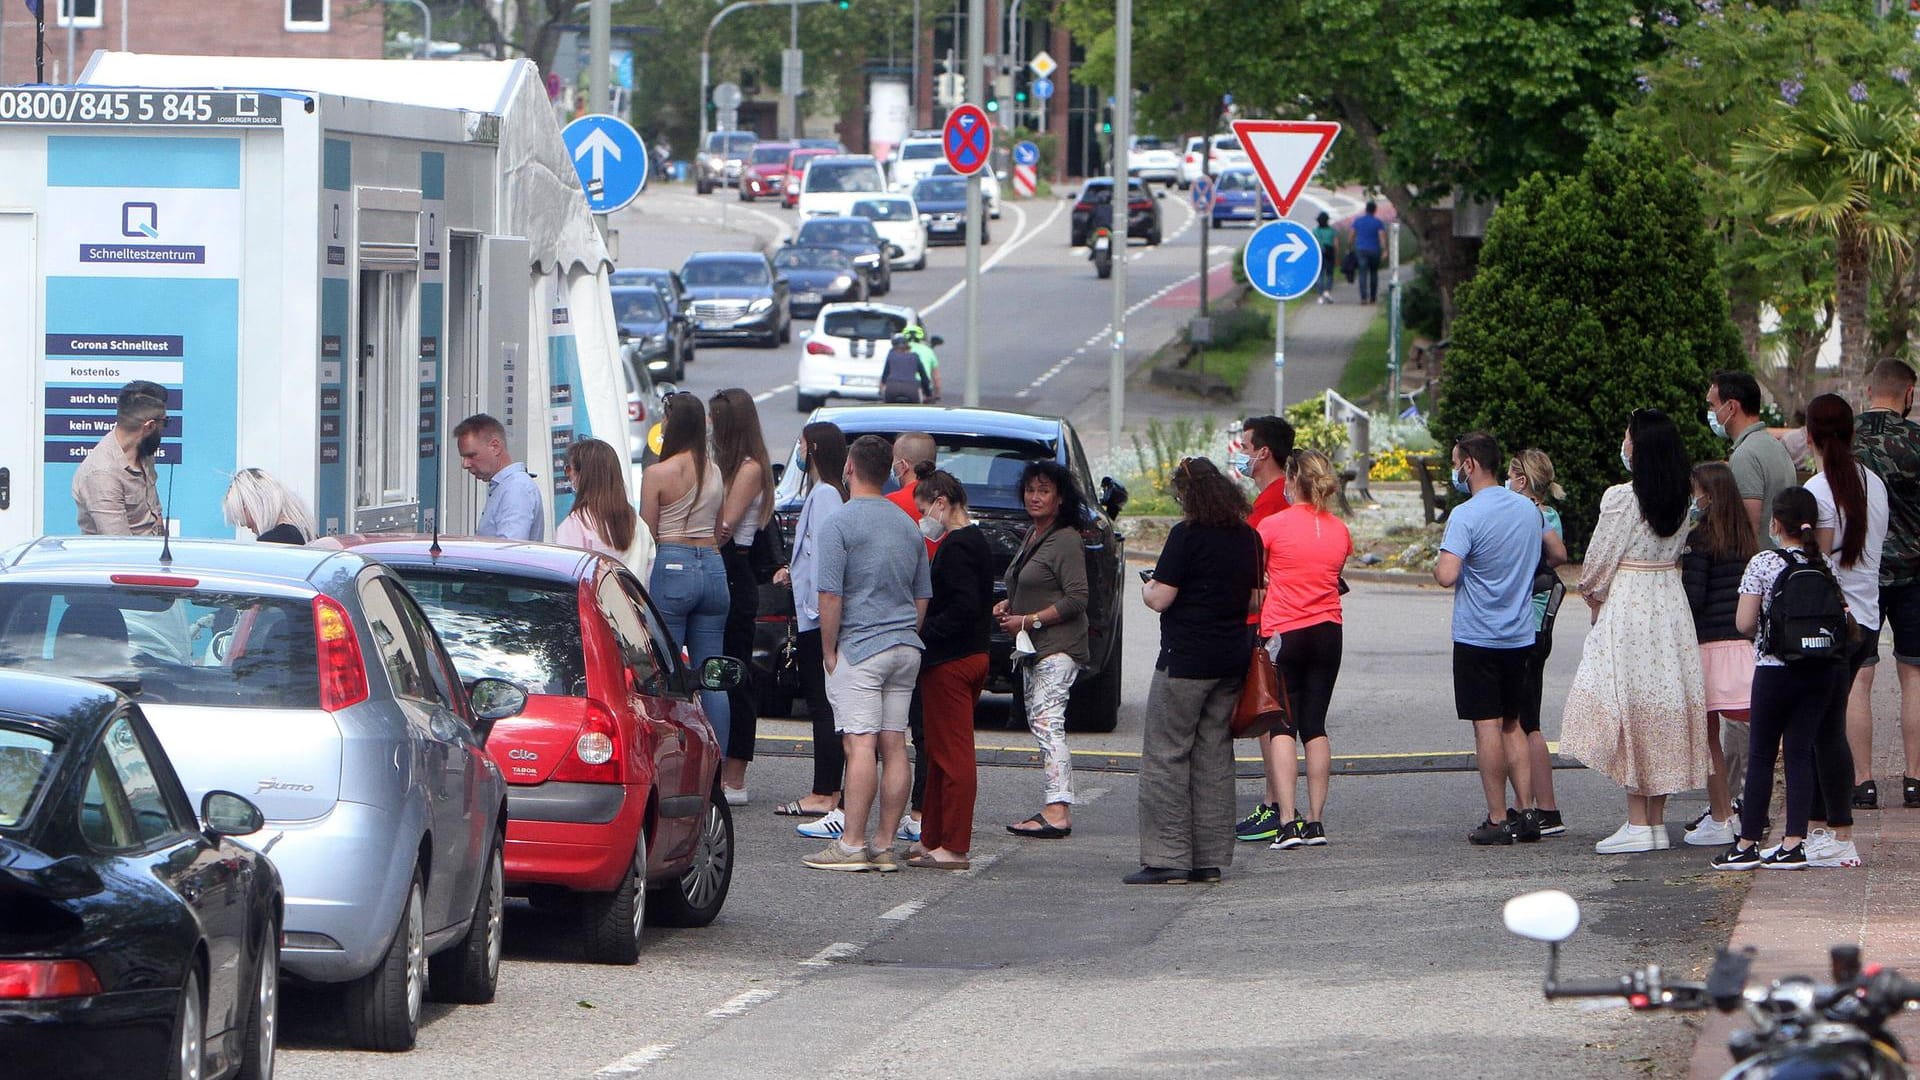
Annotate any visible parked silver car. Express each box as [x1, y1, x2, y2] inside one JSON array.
[[0, 537, 514, 1052]]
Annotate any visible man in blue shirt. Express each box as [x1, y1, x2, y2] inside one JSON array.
[[1434, 431, 1549, 846], [1349, 200, 1387, 303], [456, 413, 545, 541]]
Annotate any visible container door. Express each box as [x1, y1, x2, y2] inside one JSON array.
[[0, 213, 38, 550]]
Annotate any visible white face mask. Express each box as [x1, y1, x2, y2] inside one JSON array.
[[919, 513, 948, 542]]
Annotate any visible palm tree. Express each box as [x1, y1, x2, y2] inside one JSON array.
[[1734, 86, 1920, 379]]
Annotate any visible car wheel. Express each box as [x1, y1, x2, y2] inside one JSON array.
[[912, 253, 926, 271], [580, 831, 646, 965], [429, 832, 503, 1005], [669, 354, 687, 382], [796, 392, 824, 412], [696, 178, 712, 195], [1065, 608, 1122, 733], [982, 227, 991, 245], [169, 967, 205, 1080], [779, 317, 792, 345], [648, 786, 735, 927], [1147, 229, 1162, 246], [344, 871, 426, 1051], [1096, 258, 1112, 280], [237, 921, 279, 1080]]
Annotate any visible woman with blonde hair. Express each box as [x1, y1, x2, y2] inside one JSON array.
[[556, 438, 651, 573], [1507, 448, 1570, 835], [1254, 449, 1352, 849], [222, 467, 316, 544]]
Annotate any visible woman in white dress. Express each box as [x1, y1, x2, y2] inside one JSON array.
[[1561, 408, 1710, 854]]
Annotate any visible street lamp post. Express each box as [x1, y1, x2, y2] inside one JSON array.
[[380, 0, 432, 58], [1107, 0, 1130, 448], [701, 0, 830, 152]]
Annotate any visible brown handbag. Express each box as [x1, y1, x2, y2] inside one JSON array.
[[1232, 640, 1291, 739]]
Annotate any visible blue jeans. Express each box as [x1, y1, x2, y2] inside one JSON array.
[[651, 543, 732, 750], [1356, 249, 1381, 302]]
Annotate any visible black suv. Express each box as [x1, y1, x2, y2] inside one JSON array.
[[1070, 177, 1164, 247], [754, 406, 1129, 732]]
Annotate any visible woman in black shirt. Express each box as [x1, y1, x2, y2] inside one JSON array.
[[910, 470, 994, 869], [1128, 457, 1261, 884]]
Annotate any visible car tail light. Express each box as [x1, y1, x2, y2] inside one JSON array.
[[312, 596, 370, 711], [1074, 201, 1091, 213], [628, 399, 644, 422], [806, 341, 834, 355], [0, 959, 101, 999], [550, 701, 622, 783]]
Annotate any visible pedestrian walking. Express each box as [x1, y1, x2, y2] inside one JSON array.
[[1507, 449, 1570, 835], [1228, 415, 1301, 844], [1349, 200, 1386, 303], [222, 467, 316, 545], [1680, 462, 1759, 848], [1711, 487, 1845, 872], [1433, 432, 1552, 846], [1561, 409, 1709, 854], [909, 469, 992, 870], [553, 438, 648, 571], [773, 422, 849, 826], [456, 413, 546, 541], [73, 381, 167, 536], [1707, 371, 1797, 543], [801, 435, 931, 872], [1801, 393, 1883, 868], [1854, 359, 1920, 809], [999, 460, 1091, 839], [1311, 211, 1338, 303], [881, 333, 932, 404], [1129, 458, 1261, 885], [710, 388, 776, 806], [1256, 449, 1351, 852], [640, 393, 733, 751]]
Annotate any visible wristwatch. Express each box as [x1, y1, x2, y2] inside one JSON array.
[[1030, 615, 1044, 631]]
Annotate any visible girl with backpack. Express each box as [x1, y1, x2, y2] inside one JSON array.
[[1711, 487, 1847, 871]]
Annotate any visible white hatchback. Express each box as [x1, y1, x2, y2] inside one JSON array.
[[797, 155, 888, 219], [794, 302, 929, 411], [851, 196, 928, 271]]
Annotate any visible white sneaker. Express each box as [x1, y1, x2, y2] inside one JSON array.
[[1650, 824, 1671, 850], [1685, 816, 1736, 847], [723, 787, 750, 807], [1805, 828, 1863, 868], [796, 808, 845, 839], [896, 816, 922, 842], [1595, 822, 1658, 854]]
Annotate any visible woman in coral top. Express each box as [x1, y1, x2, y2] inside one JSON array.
[[1255, 449, 1353, 850]]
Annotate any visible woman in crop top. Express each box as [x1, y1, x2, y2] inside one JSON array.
[[641, 393, 733, 750], [711, 388, 775, 804]]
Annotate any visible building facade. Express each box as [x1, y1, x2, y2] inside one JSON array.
[[2, 0, 383, 85]]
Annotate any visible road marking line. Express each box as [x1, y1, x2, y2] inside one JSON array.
[[879, 900, 926, 922], [752, 382, 795, 404], [744, 204, 793, 245], [800, 941, 864, 966], [921, 198, 1062, 319], [707, 988, 779, 1018], [595, 1045, 675, 1077]]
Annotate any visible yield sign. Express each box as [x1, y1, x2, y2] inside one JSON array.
[[943, 103, 992, 175], [1231, 119, 1341, 217]]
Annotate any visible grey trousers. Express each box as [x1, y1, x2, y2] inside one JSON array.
[[1138, 667, 1241, 871]]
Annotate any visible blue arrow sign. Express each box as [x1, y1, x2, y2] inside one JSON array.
[[1190, 175, 1214, 212], [1242, 219, 1322, 301], [1031, 77, 1054, 101], [561, 114, 648, 214], [1012, 140, 1040, 167]]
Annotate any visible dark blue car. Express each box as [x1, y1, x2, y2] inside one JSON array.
[[612, 285, 687, 380], [911, 177, 989, 245], [1210, 167, 1276, 228]]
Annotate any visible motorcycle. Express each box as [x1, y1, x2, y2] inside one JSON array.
[[1090, 227, 1113, 280], [1506, 889, 1919, 1078]]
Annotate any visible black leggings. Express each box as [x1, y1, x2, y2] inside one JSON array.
[[1274, 621, 1342, 743], [1741, 663, 1835, 843], [720, 544, 759, 762], [1811, 629, 1874, 829], [796, 629, 844, 796]]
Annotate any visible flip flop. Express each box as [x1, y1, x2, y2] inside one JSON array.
[[775, 800, 834, 817], [906, 854, 972, 870], [1007, 813, 1071, 839]]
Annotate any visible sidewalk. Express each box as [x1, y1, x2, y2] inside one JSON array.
[[1688, 671, 1920, 1076]]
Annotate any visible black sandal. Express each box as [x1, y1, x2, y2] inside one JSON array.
[[1007, 813, 1071, 839]]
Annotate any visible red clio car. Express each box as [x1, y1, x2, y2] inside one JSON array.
[[782, 147, 836, 209], [335, 538, 739, 965], [739, 141, 795, 202]]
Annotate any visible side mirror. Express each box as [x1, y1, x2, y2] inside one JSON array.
[[1503, 890, 1581, 943], [929, 334, 945, 348], [888, 243, 905, 259], [468, 677, 528, 722], [775, 275, 790, 286], [699, 655, 746, 691], [1099, 476, 1130, 520], [201, 790, 266, 837], [1156, 190, 1167, 200]]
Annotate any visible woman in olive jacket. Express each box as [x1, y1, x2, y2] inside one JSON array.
[[997, 460, 1091, 838]]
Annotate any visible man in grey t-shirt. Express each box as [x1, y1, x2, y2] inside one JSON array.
[[1708, 371, 1796, 546], [806, 434, 932, 873]]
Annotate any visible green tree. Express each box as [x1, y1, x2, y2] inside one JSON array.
[[1433, 137, 1744, 552], [1059, 0, 1652, 329]]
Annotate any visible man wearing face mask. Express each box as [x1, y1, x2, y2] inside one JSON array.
[[73, 382, 168, 535], [1855, 359, 1920, 808], [1434, 432, 1552, 845], [1707, 371, 1796, 545], [886, 431, 941, 554]]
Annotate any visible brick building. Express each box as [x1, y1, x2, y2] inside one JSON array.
[[1, 0, 384, 85]]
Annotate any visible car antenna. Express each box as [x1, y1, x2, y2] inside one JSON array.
[[158, 462, 176, 567], [429, 481, 443, 558]]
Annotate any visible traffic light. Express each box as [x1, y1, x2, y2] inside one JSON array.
[[836, 0, 848, 8], [985, 98, 999, 113], [1014, 87, 1028, 104], [1101, 120, 1113, 134]]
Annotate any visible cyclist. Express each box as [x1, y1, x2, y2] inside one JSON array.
[[905, 325, 942, 402]]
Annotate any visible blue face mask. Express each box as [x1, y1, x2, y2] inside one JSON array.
[[1688, 498, 1704, 525], [1451, 468, 1470, 495], [1229, 451, 1253, 476], [1707, 407, 1728, 440], [1620, 449, 1632, 473]]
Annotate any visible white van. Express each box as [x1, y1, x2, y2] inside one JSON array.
[[798, 155, 887, 219]]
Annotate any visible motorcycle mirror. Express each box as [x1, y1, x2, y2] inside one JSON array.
[[1503, 890, 1581, 943]]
